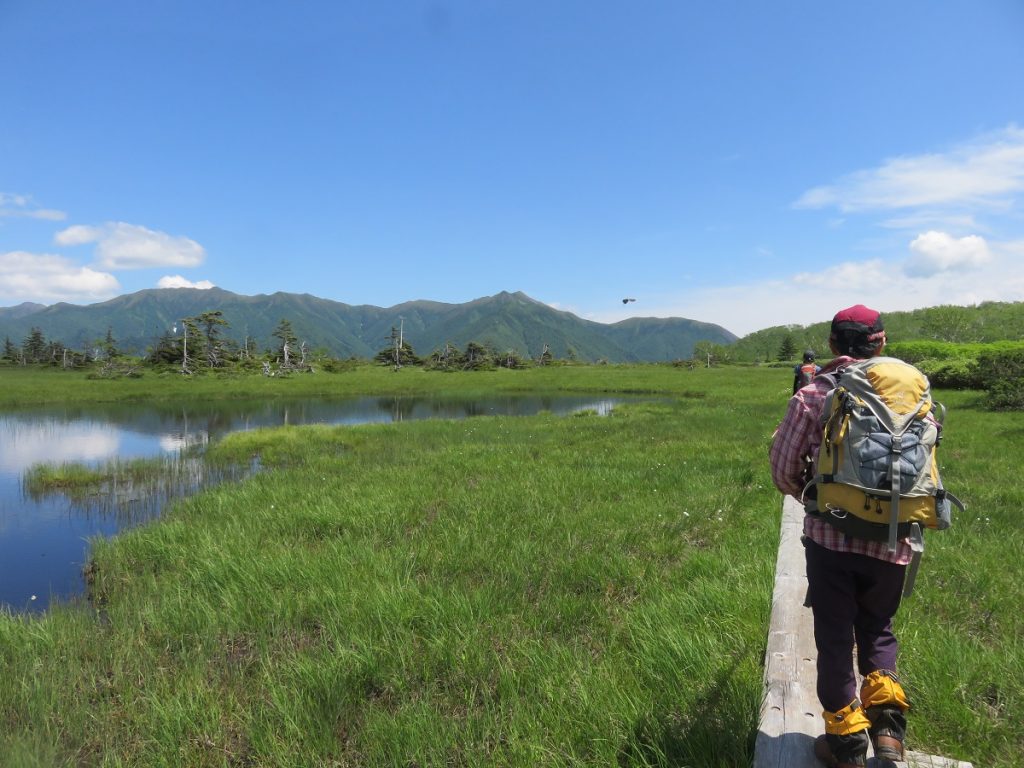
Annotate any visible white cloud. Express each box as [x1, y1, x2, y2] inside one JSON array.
[[881, 212, 980, 232], [587, 240, 1024, 337], [0, 251, 120, 302], [794, 125, 1024, 213], [157, 275, 216, 289], [0, 192, 67, 221], [54, 221, 206, 269], [791, 259, 890, 290], [905, 231, 992, 277], [54, 224, 104, 246]]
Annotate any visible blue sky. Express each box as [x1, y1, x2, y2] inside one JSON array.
[[2, 1, 1023, 336]]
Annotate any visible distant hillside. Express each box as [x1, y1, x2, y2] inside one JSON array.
[[733, 301, 1024, 362], [0, 302, 46, 320], [0, 288, 737, 363]]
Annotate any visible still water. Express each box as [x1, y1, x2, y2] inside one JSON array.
[[0, 394, 620, 613]]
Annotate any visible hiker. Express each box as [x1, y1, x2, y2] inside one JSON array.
[[769, 305, 914, 768], [793, 349, 821, 393]]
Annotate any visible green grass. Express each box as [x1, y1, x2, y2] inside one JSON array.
[[0, 361, 728, 408], [897, 389, 1024, 764], [22, 457, 193, 497], [21, 462, 110, 493], [0, 366, 1020, 766]]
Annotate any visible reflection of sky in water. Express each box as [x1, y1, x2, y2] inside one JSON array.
[[0, 414, 177, 612], [158, 431, 209, 453], [1, 395, 628, 613], [0, 421, 122, 472]]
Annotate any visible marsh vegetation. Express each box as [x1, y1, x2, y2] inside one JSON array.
[[0, 365, 1019, 767]]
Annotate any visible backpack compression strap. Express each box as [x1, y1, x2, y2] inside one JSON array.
[[886, 388, 932, 552], [888, 434, 902, 552]]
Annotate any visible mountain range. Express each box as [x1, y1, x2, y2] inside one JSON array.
[[0, 288, 737, 363]]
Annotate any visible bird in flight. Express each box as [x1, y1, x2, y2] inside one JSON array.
[[622, 297, 636, 304]]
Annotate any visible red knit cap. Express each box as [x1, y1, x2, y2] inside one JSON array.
[[832, 304, 883, 334], [831, 304, 886, 347]]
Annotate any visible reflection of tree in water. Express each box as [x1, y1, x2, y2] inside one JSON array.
[[375, 397, 422, 422]]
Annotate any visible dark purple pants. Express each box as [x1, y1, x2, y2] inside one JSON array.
[[804, 538, 906, 712]]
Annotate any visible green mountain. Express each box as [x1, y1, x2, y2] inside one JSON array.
[[0, 288, 737, 363], [0, 302, 46, 320]]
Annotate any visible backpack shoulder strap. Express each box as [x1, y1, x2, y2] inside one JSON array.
[[816, 368, 842, 389]]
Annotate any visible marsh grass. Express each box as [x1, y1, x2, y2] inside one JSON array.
[[21, 462, 108, 493], [23, 455, 254, 525], [0, 362, 719, 409], [23, 457, 191, 495], [0, 367, 1020, 767], [896, 390, 1024, 765]]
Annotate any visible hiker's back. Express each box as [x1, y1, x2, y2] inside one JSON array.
[[794, 350, 820, 393]]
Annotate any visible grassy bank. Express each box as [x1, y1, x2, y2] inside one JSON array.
[[0, 362, 725, 408], [0, 366, 1020, 766]]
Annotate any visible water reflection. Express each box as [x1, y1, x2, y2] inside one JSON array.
[[0, 394, 622, 613]]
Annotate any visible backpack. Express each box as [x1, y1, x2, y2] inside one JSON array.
[[807, 357, 965, 594], [797, 362, 817, 388]]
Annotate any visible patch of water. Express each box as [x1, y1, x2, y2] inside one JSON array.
[[0, 394, 623, 612]]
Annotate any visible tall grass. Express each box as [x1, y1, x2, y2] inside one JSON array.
[[0, 366, 1020, 766], [897, 389, 1024, 764], [0, 362, 729, 408]]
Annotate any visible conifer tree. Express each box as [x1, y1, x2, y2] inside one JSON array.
[[22, 327, 47, 363], [272, 318, 298, 361], [2, 336, 17, 363]]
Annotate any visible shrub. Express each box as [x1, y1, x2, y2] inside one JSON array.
[[916, 358, 982, 390], [976, 349, 1024, 410], [887, 341, 964, 364]]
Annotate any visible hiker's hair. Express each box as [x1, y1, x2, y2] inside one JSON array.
[[831, 329, 885, 359], [829, 305, 885, 359]]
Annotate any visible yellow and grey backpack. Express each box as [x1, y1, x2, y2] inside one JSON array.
[[807, 357, 965, 594]]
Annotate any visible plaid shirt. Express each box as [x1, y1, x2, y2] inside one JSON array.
[[769, 355, 912, 565]]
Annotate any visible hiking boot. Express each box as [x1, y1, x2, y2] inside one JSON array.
[[861, 672, 908, 764], [865, 703, 906, 762], [872, 733, 904, 761], [813, 733, 869, 767]]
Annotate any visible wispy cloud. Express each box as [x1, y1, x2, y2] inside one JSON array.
[[699, 125, 1023, 336], [584, 231, 1024, 337], [0, 192, 67, 221], [880, 212, 981, 232], [638, 239, 1024, 336], [157, 275, 215, 289], [793, 125, 1024, 213], [55, 222, 205, 269], [0, 251, 120, 302]]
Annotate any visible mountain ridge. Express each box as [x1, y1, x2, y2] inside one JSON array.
[[0, 288, 737, 363]]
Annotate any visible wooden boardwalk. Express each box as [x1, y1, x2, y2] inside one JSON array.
[[752, 496, 975, 768]]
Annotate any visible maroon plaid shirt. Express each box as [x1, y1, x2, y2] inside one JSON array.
[[769, 355, 912, 565]]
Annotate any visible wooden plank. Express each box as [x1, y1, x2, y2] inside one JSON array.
[[753, 497, 975, 768], [755, 496, 821, 768]]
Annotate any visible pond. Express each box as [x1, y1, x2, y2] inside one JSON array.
[[0, 394, 623, 613]]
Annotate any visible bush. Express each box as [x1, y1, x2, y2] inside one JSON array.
[[916, 358, 983, 390], [887, 340, 963, 364], [976, 349, 1024, 410], [318, 357, 362, 373]]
